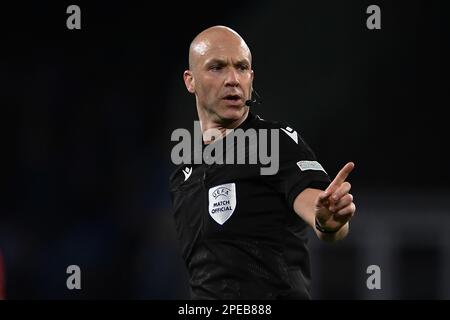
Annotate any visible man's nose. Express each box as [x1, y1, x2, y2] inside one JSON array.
[[224, 68, 240, 87]]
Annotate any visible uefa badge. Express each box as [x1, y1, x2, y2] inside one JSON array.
[[208, 183, 237, 225]]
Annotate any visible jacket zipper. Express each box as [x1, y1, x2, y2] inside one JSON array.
[[201, 165, 209, 237]]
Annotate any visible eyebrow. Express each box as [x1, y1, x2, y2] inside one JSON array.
[[205, 58, 250, 67], [205, 59, 227, 66]]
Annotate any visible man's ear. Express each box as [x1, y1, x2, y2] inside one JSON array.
[[183, 70, 195, 94], [249, 70, 255, 94]]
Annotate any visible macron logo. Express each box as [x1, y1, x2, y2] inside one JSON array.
[[182, 167, 192, 181], [281, 127, 298, 144]]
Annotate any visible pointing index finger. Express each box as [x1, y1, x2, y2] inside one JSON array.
[[326, 162, 355, 192]]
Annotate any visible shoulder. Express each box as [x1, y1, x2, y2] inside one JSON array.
[[250, 113, 287, 130], [252, 113, 303, 140], [252, 113, 314, 155]]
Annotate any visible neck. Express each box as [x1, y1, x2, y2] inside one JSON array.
[[196, 106, 250, 144]]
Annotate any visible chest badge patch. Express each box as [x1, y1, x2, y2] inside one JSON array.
[[208, 183, 237, 225]]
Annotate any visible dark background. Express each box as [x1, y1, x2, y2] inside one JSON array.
[[1, 0, 448, 299]]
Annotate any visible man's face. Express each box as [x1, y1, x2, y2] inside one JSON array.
[[186, 37, 254, 123]]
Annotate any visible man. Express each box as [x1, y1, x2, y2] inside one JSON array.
[[169, 26, 356, 299]]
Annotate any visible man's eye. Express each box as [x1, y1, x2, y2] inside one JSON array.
[[238, 65, 249, 71], [210, 65, 222, 71]]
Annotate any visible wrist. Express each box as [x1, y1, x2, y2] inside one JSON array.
[[315, 217, 342, 234]]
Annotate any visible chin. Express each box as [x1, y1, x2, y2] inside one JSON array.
[[218, 105, 246, 122]]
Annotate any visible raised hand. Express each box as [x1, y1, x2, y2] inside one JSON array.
[[315, 162, 356, 232]]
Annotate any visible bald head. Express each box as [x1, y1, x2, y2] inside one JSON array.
[[188, 26, 252, 70], [183, 26, 254, 126]]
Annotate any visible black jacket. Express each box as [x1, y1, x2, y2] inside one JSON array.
[[169, 111, 330, 299]]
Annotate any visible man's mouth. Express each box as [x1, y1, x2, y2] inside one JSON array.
[[222, 94, 242, 102]]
